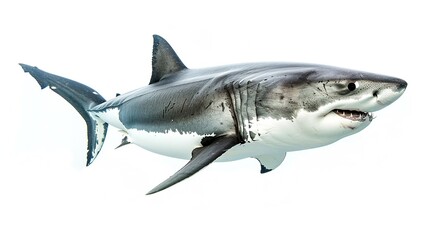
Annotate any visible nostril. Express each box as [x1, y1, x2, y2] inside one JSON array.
[[373, 90, 379, 97]]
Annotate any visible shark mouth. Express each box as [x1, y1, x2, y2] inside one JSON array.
[[333, 109, 373, 122]]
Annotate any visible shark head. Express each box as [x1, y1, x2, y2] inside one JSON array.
[[255, 64, 407, 150]]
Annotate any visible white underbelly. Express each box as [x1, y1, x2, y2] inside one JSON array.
[[126, 129, 280, 162], [127, 129, 214, 160]]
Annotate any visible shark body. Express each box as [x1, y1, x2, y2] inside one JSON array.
[[21, 35, 407, 194]]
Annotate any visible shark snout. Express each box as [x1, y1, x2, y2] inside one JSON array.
[[394, 78, 408, 92], [387, 77, 407, 96], [371, 78, 407, 110]]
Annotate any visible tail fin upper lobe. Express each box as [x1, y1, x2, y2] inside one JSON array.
[[20, 64, 108, 166]]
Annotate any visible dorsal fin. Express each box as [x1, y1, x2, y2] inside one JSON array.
[[149, 35, 187, 84]]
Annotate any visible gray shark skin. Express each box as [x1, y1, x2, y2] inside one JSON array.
[[20, 35, 407, 194]]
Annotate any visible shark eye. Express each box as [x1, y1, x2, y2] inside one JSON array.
[[348, 82, 358, 91]]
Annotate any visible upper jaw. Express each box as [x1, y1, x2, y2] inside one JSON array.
[[332, 109, 373, 122]]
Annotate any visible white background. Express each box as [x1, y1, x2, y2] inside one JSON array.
[[1, 1, 428, 239]]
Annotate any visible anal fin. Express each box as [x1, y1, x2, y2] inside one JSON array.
[[146, 135, 239, 195], [115, 136, 131, 149]]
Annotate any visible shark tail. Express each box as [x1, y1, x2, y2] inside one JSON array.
[[20, 63, 108, 166]]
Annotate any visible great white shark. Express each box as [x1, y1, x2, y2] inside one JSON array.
[[20, 35, 407, 194]]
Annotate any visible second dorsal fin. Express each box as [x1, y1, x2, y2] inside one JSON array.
[[149, 35, 187, 84]]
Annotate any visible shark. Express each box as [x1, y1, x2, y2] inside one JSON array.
[[20, 35, 407, 194]]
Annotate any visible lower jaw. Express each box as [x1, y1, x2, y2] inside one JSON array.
[[340, 117, 372, 131]]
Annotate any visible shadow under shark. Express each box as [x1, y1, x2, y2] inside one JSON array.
[[20, 35, 407, 194]]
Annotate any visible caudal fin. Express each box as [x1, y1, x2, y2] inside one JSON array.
[[20, 64, 108, 166]]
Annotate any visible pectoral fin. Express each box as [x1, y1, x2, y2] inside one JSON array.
[[257, 153, 287, 173], [146, 135, 239, 195]]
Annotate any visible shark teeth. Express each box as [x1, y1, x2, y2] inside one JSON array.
[[333, 109, 372, 122]]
